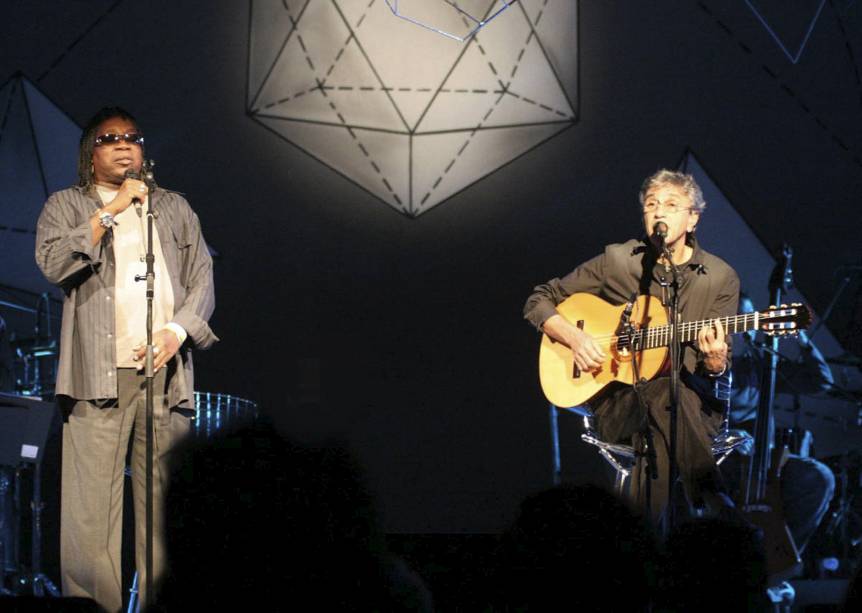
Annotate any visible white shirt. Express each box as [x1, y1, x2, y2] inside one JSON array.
[[97, 187, 181, 367]]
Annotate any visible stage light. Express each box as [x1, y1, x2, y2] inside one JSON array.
[[247, 0, 577, 217]]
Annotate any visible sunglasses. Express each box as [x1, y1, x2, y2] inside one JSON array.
[[94, 132, 145, 146]]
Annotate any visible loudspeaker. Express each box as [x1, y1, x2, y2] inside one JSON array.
[[0, 393, 61, 588]]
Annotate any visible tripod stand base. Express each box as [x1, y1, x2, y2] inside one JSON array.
[[10, 571, 61, 597]]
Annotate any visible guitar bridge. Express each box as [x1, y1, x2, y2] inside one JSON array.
[[573, 319, 584, 379]]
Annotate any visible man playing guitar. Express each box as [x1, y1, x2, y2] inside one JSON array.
[[524, 169, 739, 522]]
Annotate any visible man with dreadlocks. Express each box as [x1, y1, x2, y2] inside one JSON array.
[[35, 107, 217, 611]]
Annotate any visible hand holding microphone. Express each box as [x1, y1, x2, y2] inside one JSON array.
[[107, 169, 148, 215]]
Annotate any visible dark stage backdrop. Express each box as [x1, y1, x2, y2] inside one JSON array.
[[1, 1, 861, 532]]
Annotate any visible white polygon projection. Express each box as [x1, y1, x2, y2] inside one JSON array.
[[383, 0, 516, 42], [247, 0, 577, 217]]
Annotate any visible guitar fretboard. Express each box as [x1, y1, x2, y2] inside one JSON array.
[[627, 309, 797, 350]]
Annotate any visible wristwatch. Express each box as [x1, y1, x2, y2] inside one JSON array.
[[97, 210, 116, 229]]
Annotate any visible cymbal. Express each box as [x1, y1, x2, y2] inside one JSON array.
[[827, 353, 862, 367]]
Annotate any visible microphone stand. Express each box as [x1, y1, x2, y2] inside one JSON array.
[[133, 160, 157, 607], [658, 235, 683, 533]]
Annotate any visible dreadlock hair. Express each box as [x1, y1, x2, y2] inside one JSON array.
[[76, 106, 141, 189]]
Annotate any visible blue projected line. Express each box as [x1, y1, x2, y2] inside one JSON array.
[[384, 0, 515, 42], [744, 0, 826, 64]]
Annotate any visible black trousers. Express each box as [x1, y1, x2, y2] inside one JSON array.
[[592, 378, 724, 521]]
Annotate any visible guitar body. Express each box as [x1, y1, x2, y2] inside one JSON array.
[[537, 291, 811, 409], [539, 293, 668, 408]]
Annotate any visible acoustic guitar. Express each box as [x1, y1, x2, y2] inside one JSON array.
[[538, 292, 811, 408]]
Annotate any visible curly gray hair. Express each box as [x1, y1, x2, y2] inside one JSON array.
[[638, 169, 706, 214]]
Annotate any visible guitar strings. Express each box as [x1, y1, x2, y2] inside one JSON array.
[[582, 312, 768, 349]]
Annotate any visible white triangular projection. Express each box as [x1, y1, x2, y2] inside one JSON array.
[[248, 0, 577, 216], [252, 0, 353, 109], [248, 0, 311, 106], [253, 115, 409, 211], [252, 1, 406, 131], [343, 0, 481, 129], [383, 0, 502, 40], [417, 4, 573, 132], [411, 122, 571, 215], [519, 0, 578, 116]]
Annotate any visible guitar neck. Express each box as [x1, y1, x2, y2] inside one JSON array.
[[635, 312, 771, 350]]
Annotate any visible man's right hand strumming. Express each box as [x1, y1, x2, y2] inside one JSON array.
[[542, 313, 607, 372]]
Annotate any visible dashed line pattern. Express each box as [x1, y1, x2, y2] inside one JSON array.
[[254, 0, 574, 214], [0, 78, 19, 150], [257, 2, 570, 123], [830, 0, 862, 109], [260, 83, 572, 118], [418, 0, 557, 208], [268, 0, 403, 208], [0, 226, 35, 235], [36, 0, 125, 82], [509, 0, 550, 80], [697, 1, 862, 168]]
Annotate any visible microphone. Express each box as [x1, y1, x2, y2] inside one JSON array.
[[124, 168, 144, 209], [653, 221, 668, 242]]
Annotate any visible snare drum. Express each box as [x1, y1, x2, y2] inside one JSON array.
[[192, 392, 258, 439]]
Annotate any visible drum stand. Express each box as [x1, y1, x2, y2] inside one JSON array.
[[0, 463, 59, 597], [0, 468, 13, 596], [15, 462, 59, 597]]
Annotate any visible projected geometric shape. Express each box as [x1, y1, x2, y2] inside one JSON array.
[[0, 73, 80, 299], [383, 0, 515, 42], [247, 0, 577, 217], [745, 0, 827, 64]]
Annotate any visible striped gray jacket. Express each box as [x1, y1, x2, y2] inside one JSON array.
[[35, 185, 217, 408]]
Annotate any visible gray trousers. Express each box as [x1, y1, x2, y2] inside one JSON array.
[[60, 368, 189, 613], [593, 378, 724, 521]]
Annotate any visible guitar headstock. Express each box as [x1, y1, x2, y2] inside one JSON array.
[[758, 303, 811, 336]]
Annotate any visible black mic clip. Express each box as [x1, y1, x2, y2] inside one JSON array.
[[619, 291, 639, 350], [621, 291, 637, 326]]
